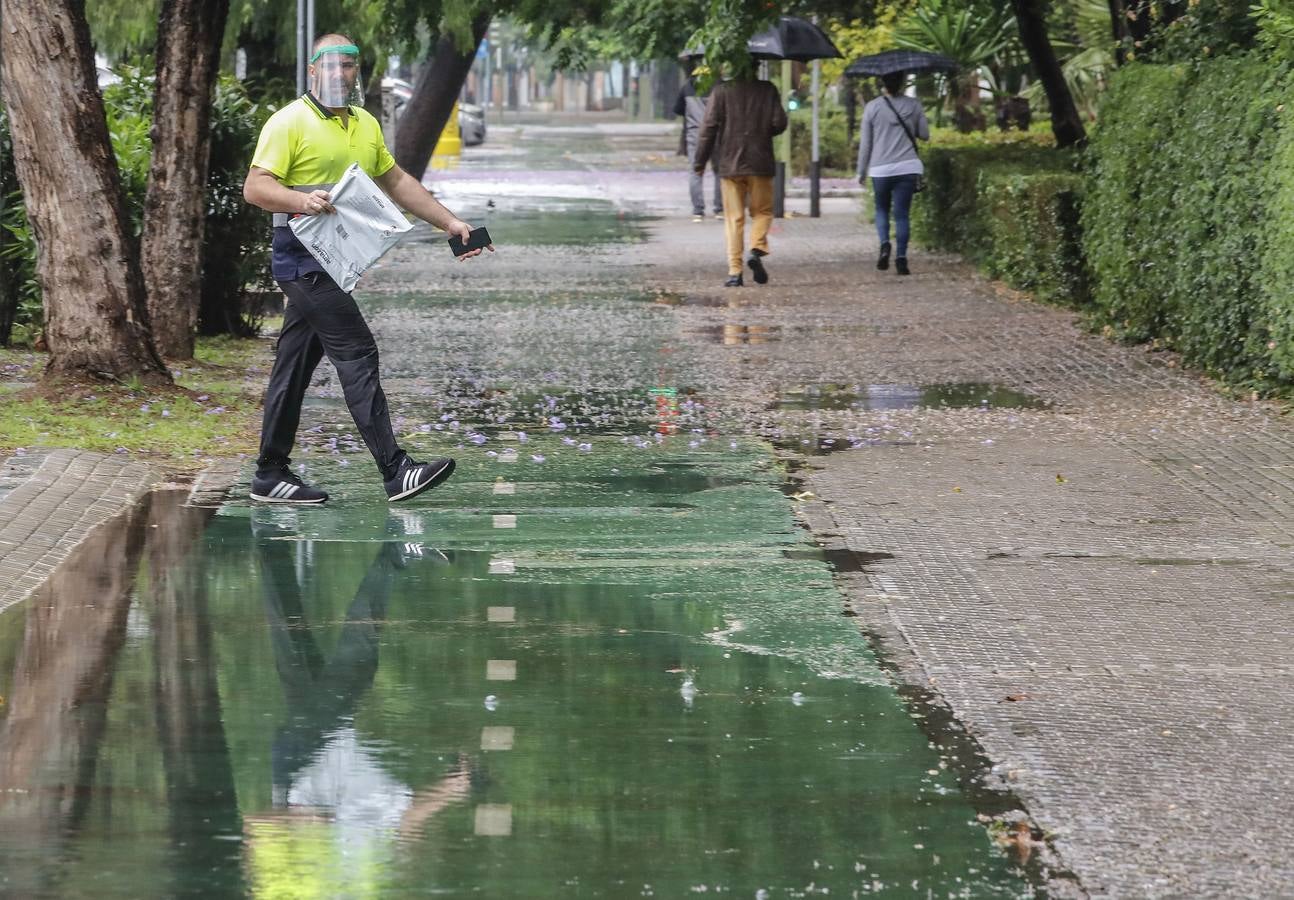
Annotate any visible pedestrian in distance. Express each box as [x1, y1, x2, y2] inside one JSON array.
[[243, 33, 492, 505], [693, 72, 788, 288], [674, 71, 723, 222], [856, 71, 929, 276]]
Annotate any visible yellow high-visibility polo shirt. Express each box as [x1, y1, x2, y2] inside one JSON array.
[[251, 93, 395, 188], [250, 93, 398, 280]]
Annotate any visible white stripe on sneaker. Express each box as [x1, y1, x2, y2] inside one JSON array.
[[280, 483, 298, 499], [269, 483, 287, 498]]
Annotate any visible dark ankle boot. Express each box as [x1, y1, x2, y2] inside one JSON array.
[[877, 241, 891, 271], [895, 257, 910, 276]]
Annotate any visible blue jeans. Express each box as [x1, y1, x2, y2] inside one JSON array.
[[872, 174, 919, 258]]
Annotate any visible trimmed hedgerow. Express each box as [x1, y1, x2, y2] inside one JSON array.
[[913, 140, 1088, 307], [1084, 56, 1292, 389], [1259, 81, 1294, 382]]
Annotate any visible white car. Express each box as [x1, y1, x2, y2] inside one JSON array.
[[382, 77, 486, 146]]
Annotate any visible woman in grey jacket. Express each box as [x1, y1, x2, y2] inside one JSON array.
[[856, 72, 930, 275]]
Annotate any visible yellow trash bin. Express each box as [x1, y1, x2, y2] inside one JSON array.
[[430, 101, 462, 171]]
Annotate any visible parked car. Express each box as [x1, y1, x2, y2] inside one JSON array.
[[458, 102, 486, 146], [381, 77, 486, 146]]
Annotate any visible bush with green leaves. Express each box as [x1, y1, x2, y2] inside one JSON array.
[[0, 71, 274, 347], [912, 136, 1088, 307], [789, 105, 853, 176], [1084, 55, 1291, 389], [0, 105, 42, 346]]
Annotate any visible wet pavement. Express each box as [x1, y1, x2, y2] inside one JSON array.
[[0, 126, 1034, 897], [3, 120, 1293, 897]]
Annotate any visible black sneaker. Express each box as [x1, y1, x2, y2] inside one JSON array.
[[385, 456, 456, 502], [747, 252, 769, 285], [877, 241, 891, 271], [895, 257, 910, 276], [250, 470, 328, 504], [724, 274, 744, 288]]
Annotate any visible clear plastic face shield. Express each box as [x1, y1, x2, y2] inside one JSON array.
[[309, 44, 363, 108]]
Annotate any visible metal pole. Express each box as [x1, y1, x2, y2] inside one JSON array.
[[810, 54, 821, 218], [295, 0, 307, 96], [774, 60, 790, 218], [306, 0, 315, 58]]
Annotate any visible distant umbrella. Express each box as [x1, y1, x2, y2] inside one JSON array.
[[845, 49, 960, 78], [680, 17, 841, 63], [747, 16, 842, 62]]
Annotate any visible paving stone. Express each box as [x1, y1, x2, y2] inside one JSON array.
[[644, 209, 1294, 895]]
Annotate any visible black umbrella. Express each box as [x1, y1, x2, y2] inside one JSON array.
[[845, 49, 959, 78], [747, 16, 842, 62]]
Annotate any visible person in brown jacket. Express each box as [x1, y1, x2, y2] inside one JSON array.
[[693, 75, 788, 287]]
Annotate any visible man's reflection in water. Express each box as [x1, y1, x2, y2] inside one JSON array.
[[247, 511, 472, 886]]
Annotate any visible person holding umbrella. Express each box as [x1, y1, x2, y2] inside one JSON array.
[[856, 71, 929, 275], [693, 72, 787, 287]]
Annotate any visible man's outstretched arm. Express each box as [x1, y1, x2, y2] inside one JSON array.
[[376, 164, 492, 258]]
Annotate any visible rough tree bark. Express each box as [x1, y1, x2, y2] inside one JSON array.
[[1009, 0, 1087, 148], [394, 15, 491, 182], [0, 0, 169, 383], [1108, 0, 1130, 65], [140, 0, 231, 360]]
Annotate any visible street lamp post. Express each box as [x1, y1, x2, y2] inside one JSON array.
[[810, 52, 821, 218], [295, 0, 307, 95]]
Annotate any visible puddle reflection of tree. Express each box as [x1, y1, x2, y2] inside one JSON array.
[[0, 492, 248, 896]]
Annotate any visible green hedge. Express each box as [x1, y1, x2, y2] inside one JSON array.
[[913, 140, 1088, 307], [1083, 55, 1289, 388], [914, 56, 1294, 393]]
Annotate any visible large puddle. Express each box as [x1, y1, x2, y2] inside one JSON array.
[[0, 127, 1031, 898], [0, 438, 1030, 897]]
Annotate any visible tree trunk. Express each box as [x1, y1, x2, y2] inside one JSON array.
[[147, 496, 249, 895], [1009, 0, 1087, 148], [0, 501, 149, 894], [394, 15, 491, 183], [141, 0, 231, 360], [1108, 0, 1130, 65], [0, 0, 169, 384]]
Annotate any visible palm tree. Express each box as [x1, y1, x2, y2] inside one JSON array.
[[894, 0, 1023, 129]]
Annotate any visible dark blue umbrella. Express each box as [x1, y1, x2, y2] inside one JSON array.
[[845, 49, 959, 77]]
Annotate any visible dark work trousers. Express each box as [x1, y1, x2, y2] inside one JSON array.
[[257, 271, 404, 480]]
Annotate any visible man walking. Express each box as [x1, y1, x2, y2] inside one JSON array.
[[243, 33, 490, 504], [693, 73, 787, 287], [673, 74, 722, 222]]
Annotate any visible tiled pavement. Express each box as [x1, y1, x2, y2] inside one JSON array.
[[648, 208, 1294, 897]]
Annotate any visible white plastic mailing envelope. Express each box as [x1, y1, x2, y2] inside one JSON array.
[[289, 162, 412, 292]]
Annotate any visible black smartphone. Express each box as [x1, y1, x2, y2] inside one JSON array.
[[448, 226, 492, 257]]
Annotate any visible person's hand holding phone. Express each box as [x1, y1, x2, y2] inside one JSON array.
[[447, 219, 494, 261]]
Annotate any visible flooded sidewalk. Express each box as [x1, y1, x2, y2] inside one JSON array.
[[2, 121, 1291, 897], [0, 126, 1034, 897]]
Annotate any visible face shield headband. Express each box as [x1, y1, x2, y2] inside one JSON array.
[[309, 44, 363, 108]]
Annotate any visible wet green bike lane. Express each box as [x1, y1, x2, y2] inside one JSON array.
[[0, 184, 1030, 897]]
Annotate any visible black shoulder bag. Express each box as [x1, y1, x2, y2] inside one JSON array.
[[881, 95, 926, 193]]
